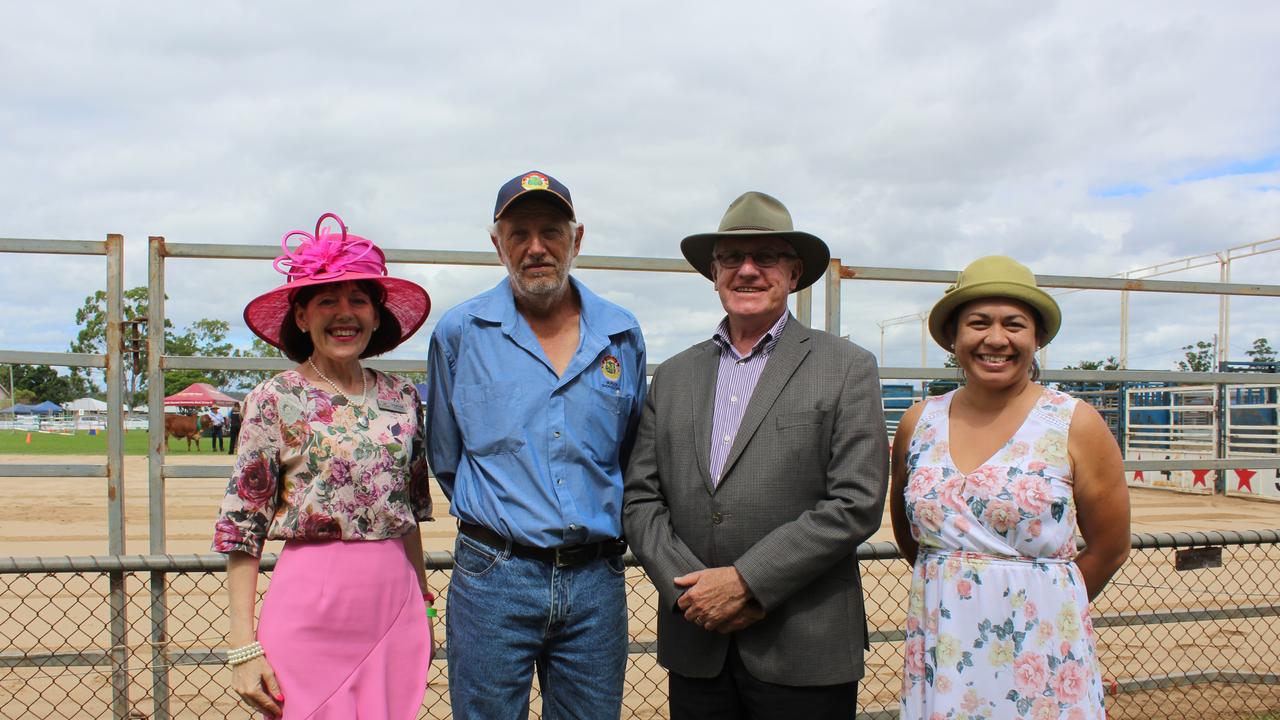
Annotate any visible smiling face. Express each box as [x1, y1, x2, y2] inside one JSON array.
[[950, 298, 1044, 388], [492, 197, 582, 305], [711, 236, 802, 328], [293, 281, 378, 364]]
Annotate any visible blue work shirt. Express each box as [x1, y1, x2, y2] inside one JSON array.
[[426, 277, 647, 548]]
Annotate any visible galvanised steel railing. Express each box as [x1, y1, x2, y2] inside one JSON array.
[[4, 233, 1280, 717]]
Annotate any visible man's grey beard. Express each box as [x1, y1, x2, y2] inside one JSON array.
[[508, 259, 572, 301]]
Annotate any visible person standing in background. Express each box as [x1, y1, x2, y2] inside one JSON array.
[[227, 403, 242, 455], [209, 407, 226, 452]]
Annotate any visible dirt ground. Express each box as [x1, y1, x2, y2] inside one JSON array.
[[1, 453, 1277, 557], [1, 454, 1277, 718]]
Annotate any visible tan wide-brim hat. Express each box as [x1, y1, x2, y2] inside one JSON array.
[[680, 191, 830, 292], [927, 255, 1061, 350]]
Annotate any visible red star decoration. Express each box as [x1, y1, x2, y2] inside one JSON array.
[[1235, 469, 1257, 493], [1192, 469, 1212, 487]]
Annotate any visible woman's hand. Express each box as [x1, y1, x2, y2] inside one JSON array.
[[231, 655, 284, 717]]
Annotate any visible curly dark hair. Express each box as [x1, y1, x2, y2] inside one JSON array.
[[277, 280, 403, 362]]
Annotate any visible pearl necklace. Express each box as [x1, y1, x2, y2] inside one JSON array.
[[307, 358, 368, 406]]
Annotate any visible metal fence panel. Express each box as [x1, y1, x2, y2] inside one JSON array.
[[1, 531, 1277, 718]]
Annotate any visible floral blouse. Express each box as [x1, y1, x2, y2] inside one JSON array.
[[212, 369, 432, 557]]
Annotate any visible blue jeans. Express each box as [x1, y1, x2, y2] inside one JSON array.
[[446, 533, 628, 720]]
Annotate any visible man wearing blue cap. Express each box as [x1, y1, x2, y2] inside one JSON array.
[[426, 171, 647, 719]]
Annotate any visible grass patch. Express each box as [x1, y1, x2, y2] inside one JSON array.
[[0, 429, 226, 456]]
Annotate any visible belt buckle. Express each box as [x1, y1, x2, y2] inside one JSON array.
[[553, 547, 570, 568], [553, 545, 590, 568]]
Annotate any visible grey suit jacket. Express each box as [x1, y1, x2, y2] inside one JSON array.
[[623, 315, 889, 686]]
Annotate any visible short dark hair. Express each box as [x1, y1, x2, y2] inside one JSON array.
[[277, 280, 403, 363]]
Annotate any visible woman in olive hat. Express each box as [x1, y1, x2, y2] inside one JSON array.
[[889, 256, 1130, 718]]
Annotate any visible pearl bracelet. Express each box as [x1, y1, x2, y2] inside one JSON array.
[[226, 641, 265, 666]]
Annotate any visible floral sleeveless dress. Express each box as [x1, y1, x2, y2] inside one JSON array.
[[900, 387, 1105, 719]]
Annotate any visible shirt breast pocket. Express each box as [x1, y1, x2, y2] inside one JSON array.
[[456, 382, 528, 456], [579, 387, 633, 464]]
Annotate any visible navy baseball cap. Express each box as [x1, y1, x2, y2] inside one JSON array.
[[493, 170, 575, 221]]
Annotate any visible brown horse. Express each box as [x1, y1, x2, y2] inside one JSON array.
[[163, 412, 218, 452]]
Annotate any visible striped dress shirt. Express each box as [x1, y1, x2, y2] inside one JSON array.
[[708, 311, 789, 486]]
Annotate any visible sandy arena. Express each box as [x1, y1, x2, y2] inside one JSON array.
[[2, 454, 1277, 556], [1, 454, 1277, 718]]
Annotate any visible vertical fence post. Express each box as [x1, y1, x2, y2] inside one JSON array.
[[1119, 288, 1130, 368], [105, 233, 131, 718], [825, 259, 841, 337], [148, 236, 171, 719], [795, 285, 812, 327]]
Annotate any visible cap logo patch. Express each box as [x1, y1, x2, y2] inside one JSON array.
[[521, 173, 550, 191], [601, 354, 622, 382]]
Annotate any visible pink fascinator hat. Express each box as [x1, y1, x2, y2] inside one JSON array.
[[243, 212, 430, 351]]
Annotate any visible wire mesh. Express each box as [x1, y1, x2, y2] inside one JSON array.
[[1, 532, 1276, 718]]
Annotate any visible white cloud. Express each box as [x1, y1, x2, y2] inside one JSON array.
[[1, 0, 1278, 378]]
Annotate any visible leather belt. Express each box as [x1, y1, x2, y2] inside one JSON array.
[[458, 522, 626, 569]]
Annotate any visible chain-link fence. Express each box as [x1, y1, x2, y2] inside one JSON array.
[[2, 530, 1277, 719]]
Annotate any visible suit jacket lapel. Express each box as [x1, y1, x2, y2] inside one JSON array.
[[717, 317, 811, 488], [692, 340, 719, 492]]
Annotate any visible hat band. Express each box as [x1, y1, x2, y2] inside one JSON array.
[[722, 224, 783, 232]]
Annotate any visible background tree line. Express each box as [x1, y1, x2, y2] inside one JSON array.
[[4, 287, 281, 408], [6, 286, 1274, 407]]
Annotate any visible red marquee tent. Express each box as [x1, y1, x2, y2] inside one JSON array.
[[163, 383, 238, 407]]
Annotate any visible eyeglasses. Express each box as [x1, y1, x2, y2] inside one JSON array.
[[712, 250, 798, 269]]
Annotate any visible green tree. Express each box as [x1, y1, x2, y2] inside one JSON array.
[[70, 287, 159, 398], [1244, 337, 1276, 364], [167, 318, 235, 387], [11, 388, 38, 406], [231, 337, 284, 389], [1176, 340, 1215, 372], [8, 365, 87, 404], [70, 286, 249, 397], [163, 369, 219, 398], [1061, 356, 1121, 391]]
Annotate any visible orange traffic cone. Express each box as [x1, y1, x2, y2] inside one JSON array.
[[25, 432, 31, 444]]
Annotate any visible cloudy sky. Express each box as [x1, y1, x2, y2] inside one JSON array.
[[3, 1, 1278, 381]]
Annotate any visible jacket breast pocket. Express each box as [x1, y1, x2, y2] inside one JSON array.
[[775, 409, 829, 477], [455, 382, 528, 456], [776, 410, 826, 429]]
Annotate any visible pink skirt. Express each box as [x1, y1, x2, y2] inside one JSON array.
[[257, 538, 433, 719]]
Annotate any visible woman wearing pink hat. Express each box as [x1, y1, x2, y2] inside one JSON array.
[[212, 213, 435, 718]]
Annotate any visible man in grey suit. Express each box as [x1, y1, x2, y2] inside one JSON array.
[[623, 191, 889, 718]]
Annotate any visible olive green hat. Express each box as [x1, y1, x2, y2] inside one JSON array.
[[680, 191, 830, 292], [928, 255, 1061, 350]]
